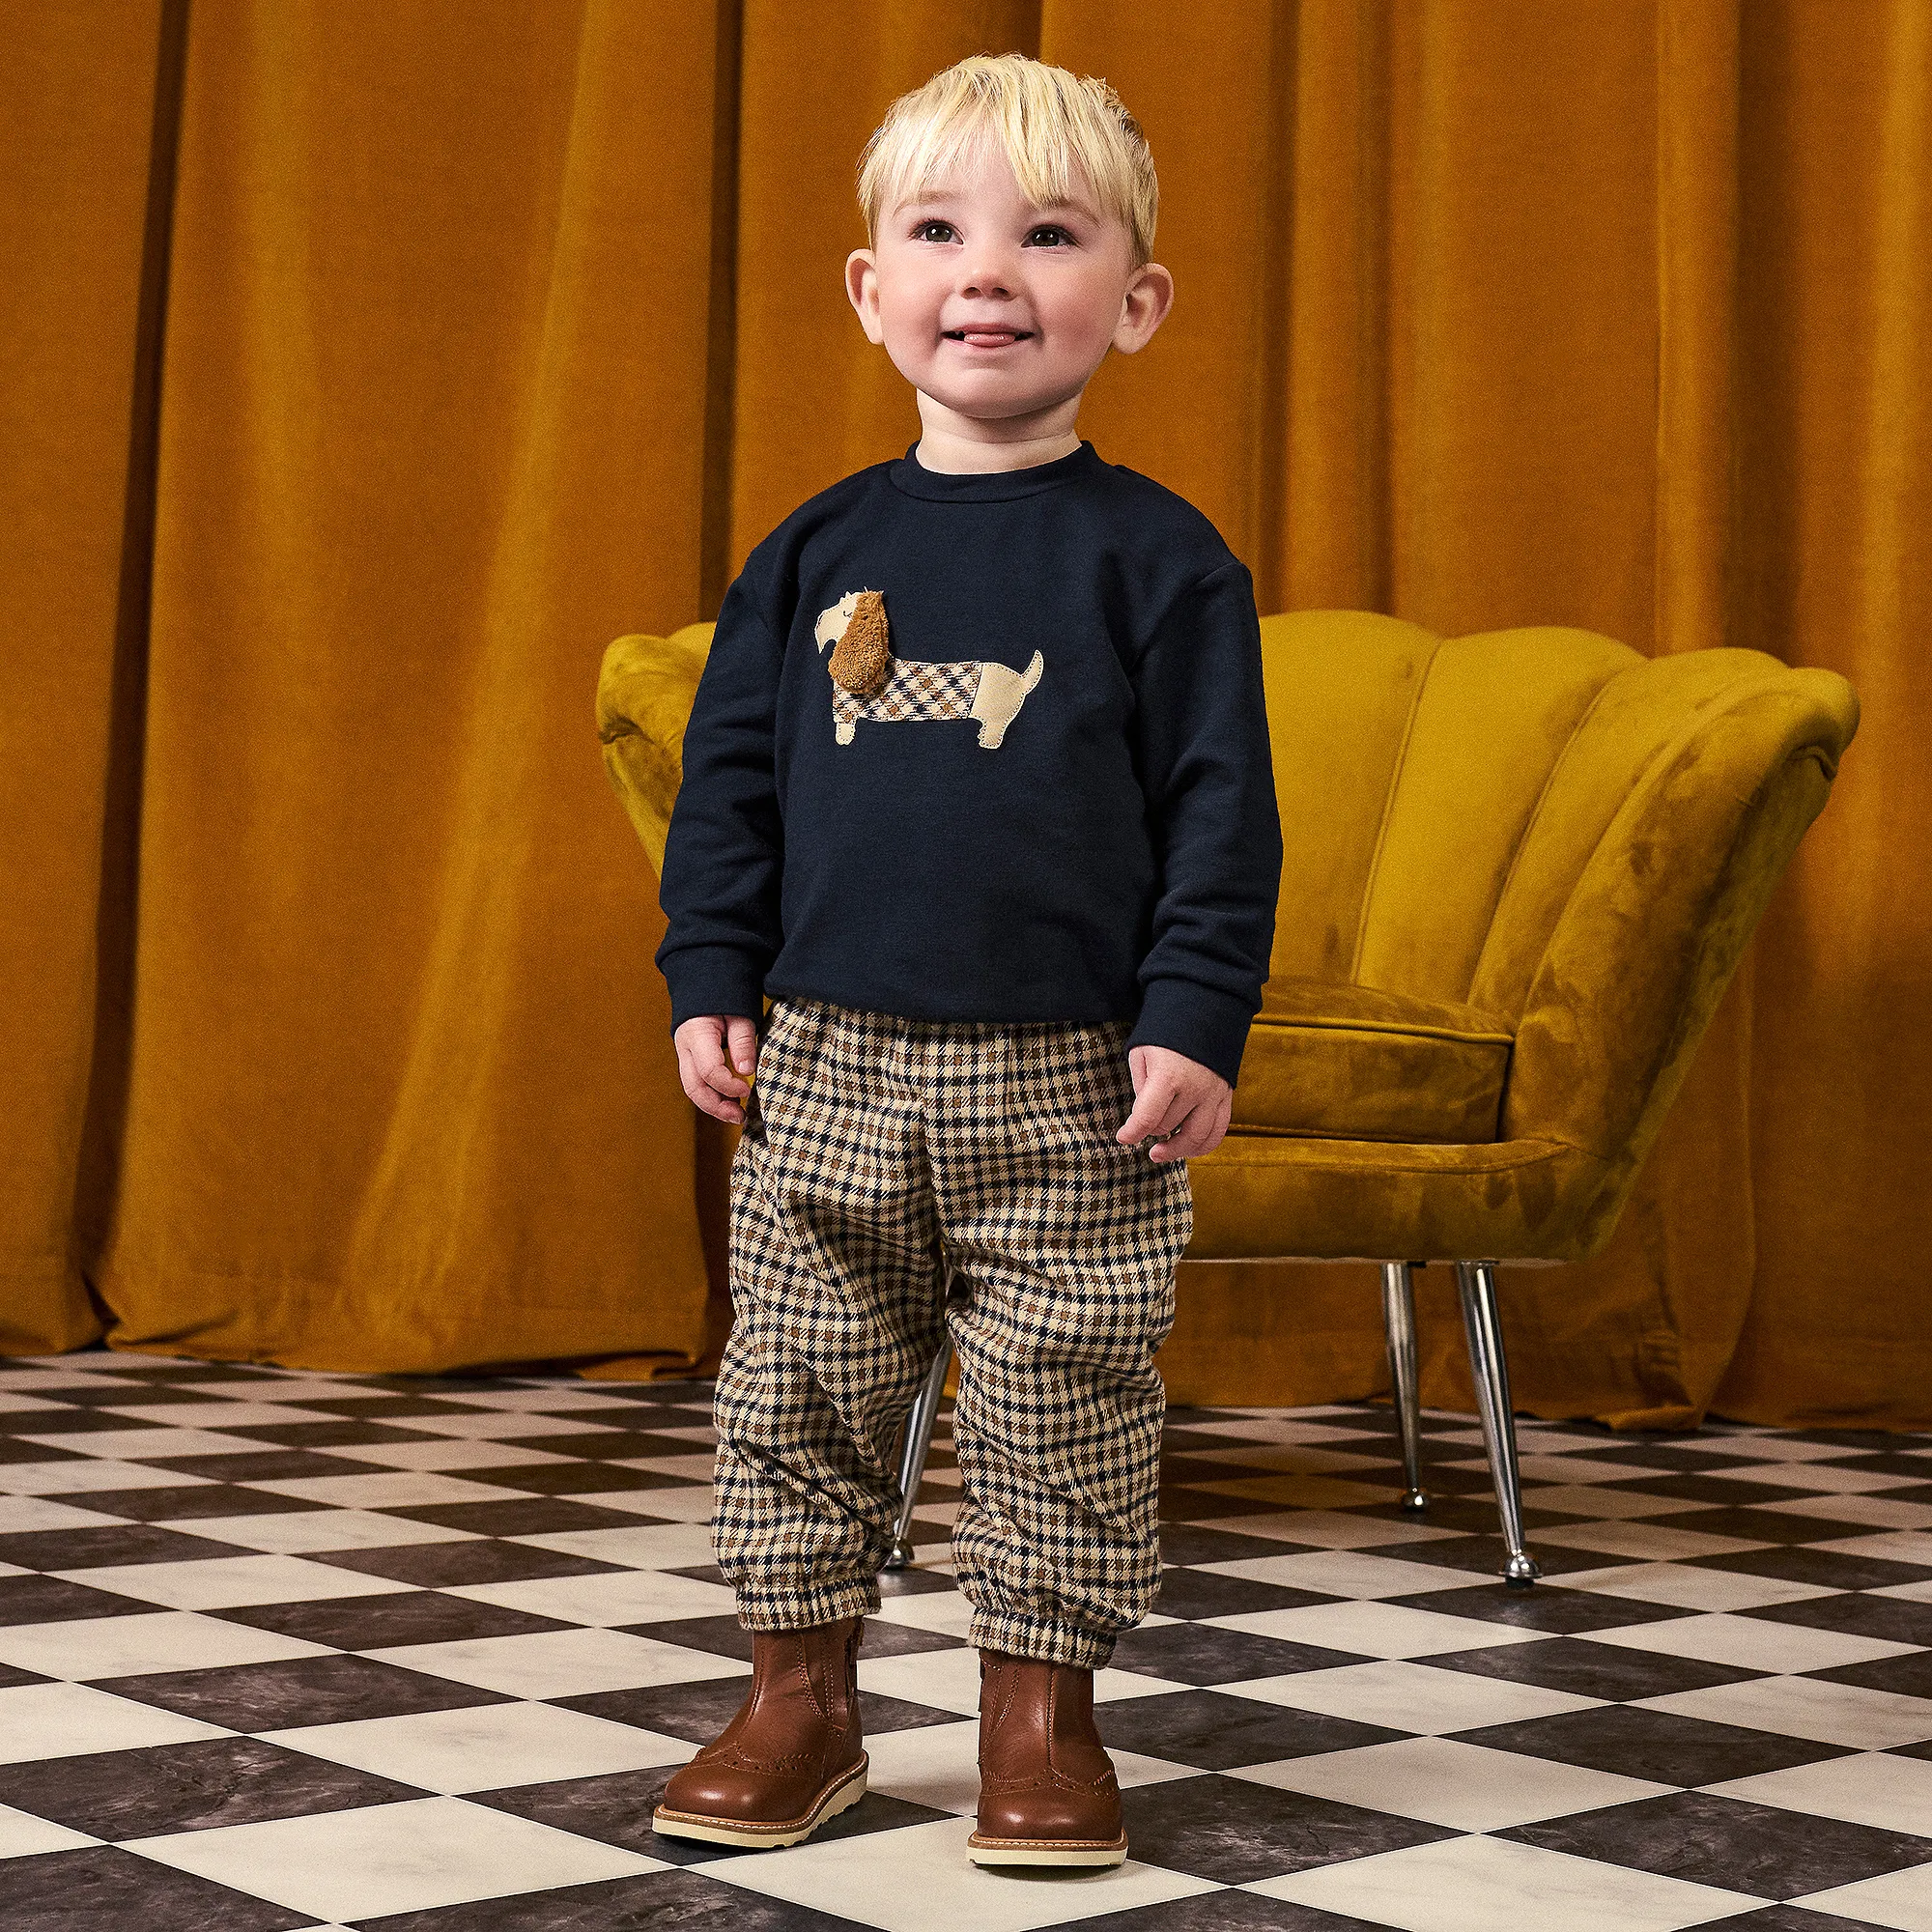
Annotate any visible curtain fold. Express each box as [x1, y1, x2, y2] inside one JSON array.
[[1, 0, 1924, 1425]]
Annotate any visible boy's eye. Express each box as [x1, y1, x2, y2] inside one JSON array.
[[1024, 224, 1074, 247], [913, 219, 957, 243]]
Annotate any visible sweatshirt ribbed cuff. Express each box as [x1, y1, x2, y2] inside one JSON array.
[[663, 944, 769, 1034], [1125, 977, 1258, 1089]]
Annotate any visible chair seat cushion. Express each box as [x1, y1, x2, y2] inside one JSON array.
[[1233, 979, 1513, 1144]]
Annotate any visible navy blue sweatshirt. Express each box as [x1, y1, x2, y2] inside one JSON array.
[[653, 439, 1283, 1088]]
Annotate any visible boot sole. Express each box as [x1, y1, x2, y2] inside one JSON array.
[[652, 1756, 868, 1850], [967, 1830, 1129, 1868]]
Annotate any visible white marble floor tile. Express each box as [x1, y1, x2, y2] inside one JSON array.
[[1704, 1749, 1932, 1838], [96, 1401, 336, 1429], [1250, 1832, 1767, 1930], [564, 1483, 715, 1523], [264, 1700, 693, 1793], [862, 1718, 1199, 1818], [0, 1459, 216, 1495], [359, 1410, 626, 1440], [1753, 1493, 1932, 1530], [1188, 1510, 1463, 1549], [306, 1439, 577, 1473], [162, 1510, 486, 1554], [0, 1495, 129, 1534], [1520, 1485, 1712, 1520], [696, 1813, 1216, 1932], [1169, 1418, 1387, 1444], [0, 1609, 333, 1680], [0, 1804, 98, 1859], [0, 1681, 231, 1762], [857, 1646, 1185, 1716], [243, 1469, 533, 1509], [1232, 1735, 1673, 1831], [509, 1521, 719, 1570], [5, 1427, 283, 1463], [1585, 1610, 1917, 1673], [1533, 1521, 1773, 1562], [869, 1590, 977, 1640], [1700, 1462, 1918, 1494], [1204, 1601, 1548, 1660], [54, 1552, 415, 1611], [365, 1628, 749, 1698], [1871, 1578, 1932, 1604], [1196, 1548, 1494, 1599], [1635, 1676, 1932, 1748], [1222, 1658, 1602, 1734], [1792, 1862, 1932, 1931], [1665, 1435, 1858, 1463], [619, 1453, 721, 1481], [1547, 1563, 1835, 1611], [446, 1568, 739, 1626], [123, 1794, 664, 1921], [416, 1387, 654, 1411], [1453, 1453, 1663, 1487]]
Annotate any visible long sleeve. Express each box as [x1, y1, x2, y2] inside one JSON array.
[[1123, 559, 1284, 1087], [653, 570, 786, 1030]]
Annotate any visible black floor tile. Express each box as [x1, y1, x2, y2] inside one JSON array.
[[356, 1864, 874, 1930], [210, 1590, 571, 1649], [0, 1660, 48, 1688], [1688, 1545, 1932, 1592], [1719, 1907, 1924, 1929], [461, 1461, 686, 1496], [1453, 1703, 1853, 1784], [0, 1845, 316, 1930], [559, 1676, 959, 1743], [225, 1420, 448, 1449], [1804, 1649, 1932, 1699], [1097, 1689, 1401, 1771], [1504, 1788, 1932, 1897], [0, 1574, 168, 1625], [0, 1437, 88, 1463], [0, 1522, 255, 1571], [1118, 1773, 1454, 1883], [376, 1496, 650, 1537], [153, 1449, 377, 1483], [103, 1654, 514, 1729], [0, 1734, 425, 1836], [1347, 1532, 1607, 1579], [1423, 1635, 1763, 1700], [1109, 1622, 1368, 1686], [1736, 1592, 1932, 1646], [1158, 1524, 1334, 1568], [615, 1611, 960, 1663], [1151, 1571, 1342, 1620], [304, 1541, 624, 1588], [74, 1486, 328, 1524], [1651, 1507, 1887, 1548], [1382, 1581, 1696, 1634], [1073, 1892, 1392, 1931]]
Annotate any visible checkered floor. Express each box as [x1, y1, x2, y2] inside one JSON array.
[[0, 1354, 1929, 1930]]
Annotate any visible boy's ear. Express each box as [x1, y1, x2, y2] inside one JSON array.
[[845, 248, 885, 345], [1113, 261, 1175, 355]]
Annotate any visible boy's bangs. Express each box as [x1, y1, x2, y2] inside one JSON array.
[[860, 56, 1156, 266]]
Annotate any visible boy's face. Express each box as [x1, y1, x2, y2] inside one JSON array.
[[845, 135, 1171, 432]]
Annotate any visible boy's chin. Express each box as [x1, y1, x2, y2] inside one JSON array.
[[913, 381, 1094, 427]]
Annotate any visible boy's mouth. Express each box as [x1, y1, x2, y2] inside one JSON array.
[[944, 327, 1033, 348]]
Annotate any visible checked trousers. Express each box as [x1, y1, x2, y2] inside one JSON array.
[[711, 995, 1194, 1668]]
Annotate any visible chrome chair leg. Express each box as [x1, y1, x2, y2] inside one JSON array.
[[1379, 1262, 1429, 1512], [1455, 1260, 1541, 1587], [884, 1331, 953, 1572]]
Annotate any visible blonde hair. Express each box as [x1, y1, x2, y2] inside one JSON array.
[[857, 53, 1158, 269]]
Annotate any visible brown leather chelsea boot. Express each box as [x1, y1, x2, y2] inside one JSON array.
[[968, 1648, 1128, 1867], [652, 1613, 867, 1849]]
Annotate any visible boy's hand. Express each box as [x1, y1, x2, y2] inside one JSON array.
[[1117, 1043, 1232, 1163], [674, 1014, 760, 1125]]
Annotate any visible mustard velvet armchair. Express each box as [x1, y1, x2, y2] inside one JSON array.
[[599, 611, 1858, 1587]]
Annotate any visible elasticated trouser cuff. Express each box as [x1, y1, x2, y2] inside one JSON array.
[[969, 1605, 1117, 1670], [734, 1574, 881, 1634]]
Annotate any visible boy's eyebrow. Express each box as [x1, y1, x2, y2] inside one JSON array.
[[892, 190, 1103, 221]]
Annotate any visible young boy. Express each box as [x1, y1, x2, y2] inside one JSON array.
[[650, 53, 1282, 1868]]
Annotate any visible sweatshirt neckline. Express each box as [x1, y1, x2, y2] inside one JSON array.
[[887, 438, 1103, 502]]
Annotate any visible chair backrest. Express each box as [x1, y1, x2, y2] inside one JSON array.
[[1259, 611, 1844, 1028]]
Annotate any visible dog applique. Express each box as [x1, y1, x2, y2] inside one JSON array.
[[813, 589, 1043, 750]]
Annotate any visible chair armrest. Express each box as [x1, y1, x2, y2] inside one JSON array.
[[595, 625, 713, 879], [1503, 667, 1858, 1245]]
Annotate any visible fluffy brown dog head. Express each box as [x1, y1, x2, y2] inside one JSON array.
[[829, 589, 893, 698]]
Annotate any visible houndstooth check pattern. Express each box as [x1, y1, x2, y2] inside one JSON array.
[[713, 996, 1193, 1667], [831, 657, 981, 731]]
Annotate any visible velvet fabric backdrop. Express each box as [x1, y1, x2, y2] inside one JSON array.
[[2, 0, 1924, 1425]]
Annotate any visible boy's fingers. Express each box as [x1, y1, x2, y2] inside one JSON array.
[[724, 1014, 759, 1080], [1118, 1076, 1185, 1145]]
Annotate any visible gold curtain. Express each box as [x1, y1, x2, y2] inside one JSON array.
[[2, 0, 1925, 1426]]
